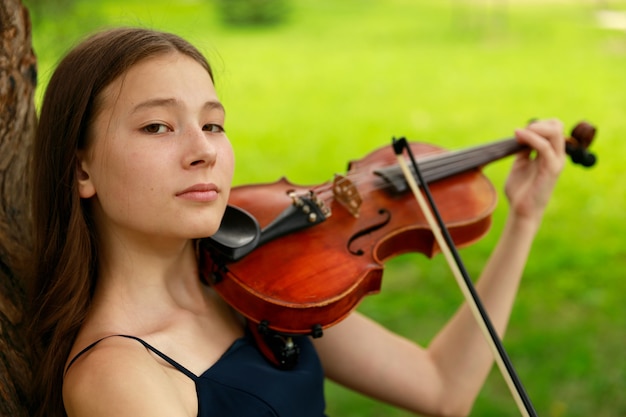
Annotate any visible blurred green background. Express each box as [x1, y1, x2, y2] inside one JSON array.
[[24, 0, 625, 415]]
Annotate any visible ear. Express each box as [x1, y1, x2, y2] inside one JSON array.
[[76, 152, 96, 199]]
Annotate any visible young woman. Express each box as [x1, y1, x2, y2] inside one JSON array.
[[28, 27, 565, 417]]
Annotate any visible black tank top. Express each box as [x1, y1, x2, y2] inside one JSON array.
[[66, 333, 327, 417]]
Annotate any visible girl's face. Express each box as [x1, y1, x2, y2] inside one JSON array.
[[78, 52, 234, 247]]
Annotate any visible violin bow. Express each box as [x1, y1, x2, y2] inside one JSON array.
[[392, 137, 538, 417]]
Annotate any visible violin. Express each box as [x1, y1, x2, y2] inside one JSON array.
[[198, 121, 597, 371]]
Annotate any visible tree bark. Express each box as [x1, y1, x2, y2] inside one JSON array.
[[0, 0, 37, 415]]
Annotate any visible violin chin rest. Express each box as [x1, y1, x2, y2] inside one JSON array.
[[203, 205, 261, 261]]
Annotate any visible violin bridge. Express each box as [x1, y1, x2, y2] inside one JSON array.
[[333, 174, 362, 217]]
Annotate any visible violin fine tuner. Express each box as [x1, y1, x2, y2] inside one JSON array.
[[202, 190, 331, 262]]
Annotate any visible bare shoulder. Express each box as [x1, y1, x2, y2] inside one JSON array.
[[63, 336, 192, 417]]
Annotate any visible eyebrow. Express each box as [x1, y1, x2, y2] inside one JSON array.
[[131, 98, 225, 114]]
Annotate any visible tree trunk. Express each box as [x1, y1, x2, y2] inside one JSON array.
[[0, 0, 37, 415]]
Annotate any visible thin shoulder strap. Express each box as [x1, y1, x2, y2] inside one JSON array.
[[64, 335, 198, 381], [65, 336, 114, 375]]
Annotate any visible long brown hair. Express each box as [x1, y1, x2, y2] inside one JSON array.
[[27, 27, 214, 417]]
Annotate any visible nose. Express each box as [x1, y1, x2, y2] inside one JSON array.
[[183, 125, 217, 168]]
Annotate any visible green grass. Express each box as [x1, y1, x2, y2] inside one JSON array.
[[26, 0, 626, 415]]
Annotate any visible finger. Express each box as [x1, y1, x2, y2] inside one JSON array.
[[523, 118, 566, 157], [514, 124, 565, 174], [514, 127, 556, 158], [515, 119, 565, 157]]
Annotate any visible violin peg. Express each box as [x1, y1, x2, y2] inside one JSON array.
[[571, 121, 596, 149], [566, 121, 597, 168]]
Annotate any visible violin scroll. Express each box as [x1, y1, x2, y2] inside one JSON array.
[[567, 121, 597, 167]]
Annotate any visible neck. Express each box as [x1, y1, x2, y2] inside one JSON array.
[[91, 236, 207, 322]]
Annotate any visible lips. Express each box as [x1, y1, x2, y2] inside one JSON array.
[[176, 183, 219, 202]]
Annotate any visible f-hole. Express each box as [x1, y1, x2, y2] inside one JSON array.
[[347, 208, 391, 255]]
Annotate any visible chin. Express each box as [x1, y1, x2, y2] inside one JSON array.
[[185, 207, 227, 239], [189, 226, 220, 240]]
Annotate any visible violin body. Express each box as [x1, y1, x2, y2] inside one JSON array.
[[201, 142, 498, 336]]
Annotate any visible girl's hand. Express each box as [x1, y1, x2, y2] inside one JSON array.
[[504, 118, 566, 225]]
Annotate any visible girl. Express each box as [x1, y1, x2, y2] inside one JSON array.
[[28, 27, 565, 417]]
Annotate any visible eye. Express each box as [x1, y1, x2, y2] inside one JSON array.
[[142, 123, 170, 134], [204, 123, 225, 133]]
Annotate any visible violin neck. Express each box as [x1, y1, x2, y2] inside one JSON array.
[[420, 137, 524, 182], [375, 138, 523, 191]]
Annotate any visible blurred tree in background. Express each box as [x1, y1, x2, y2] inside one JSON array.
[[0, 0, 36, 415], [214, 0, 290, 26], [22, 0, 75, 22]]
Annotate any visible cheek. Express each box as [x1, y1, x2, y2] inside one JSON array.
[[93, 150, 158, 214], [115, 151, 168, 202], [221, 141, 236, 180]]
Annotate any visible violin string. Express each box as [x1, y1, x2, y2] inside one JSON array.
[[416, 139, 521, 181], [391, 139, 522, 186], [309, 139, 523, 207]]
